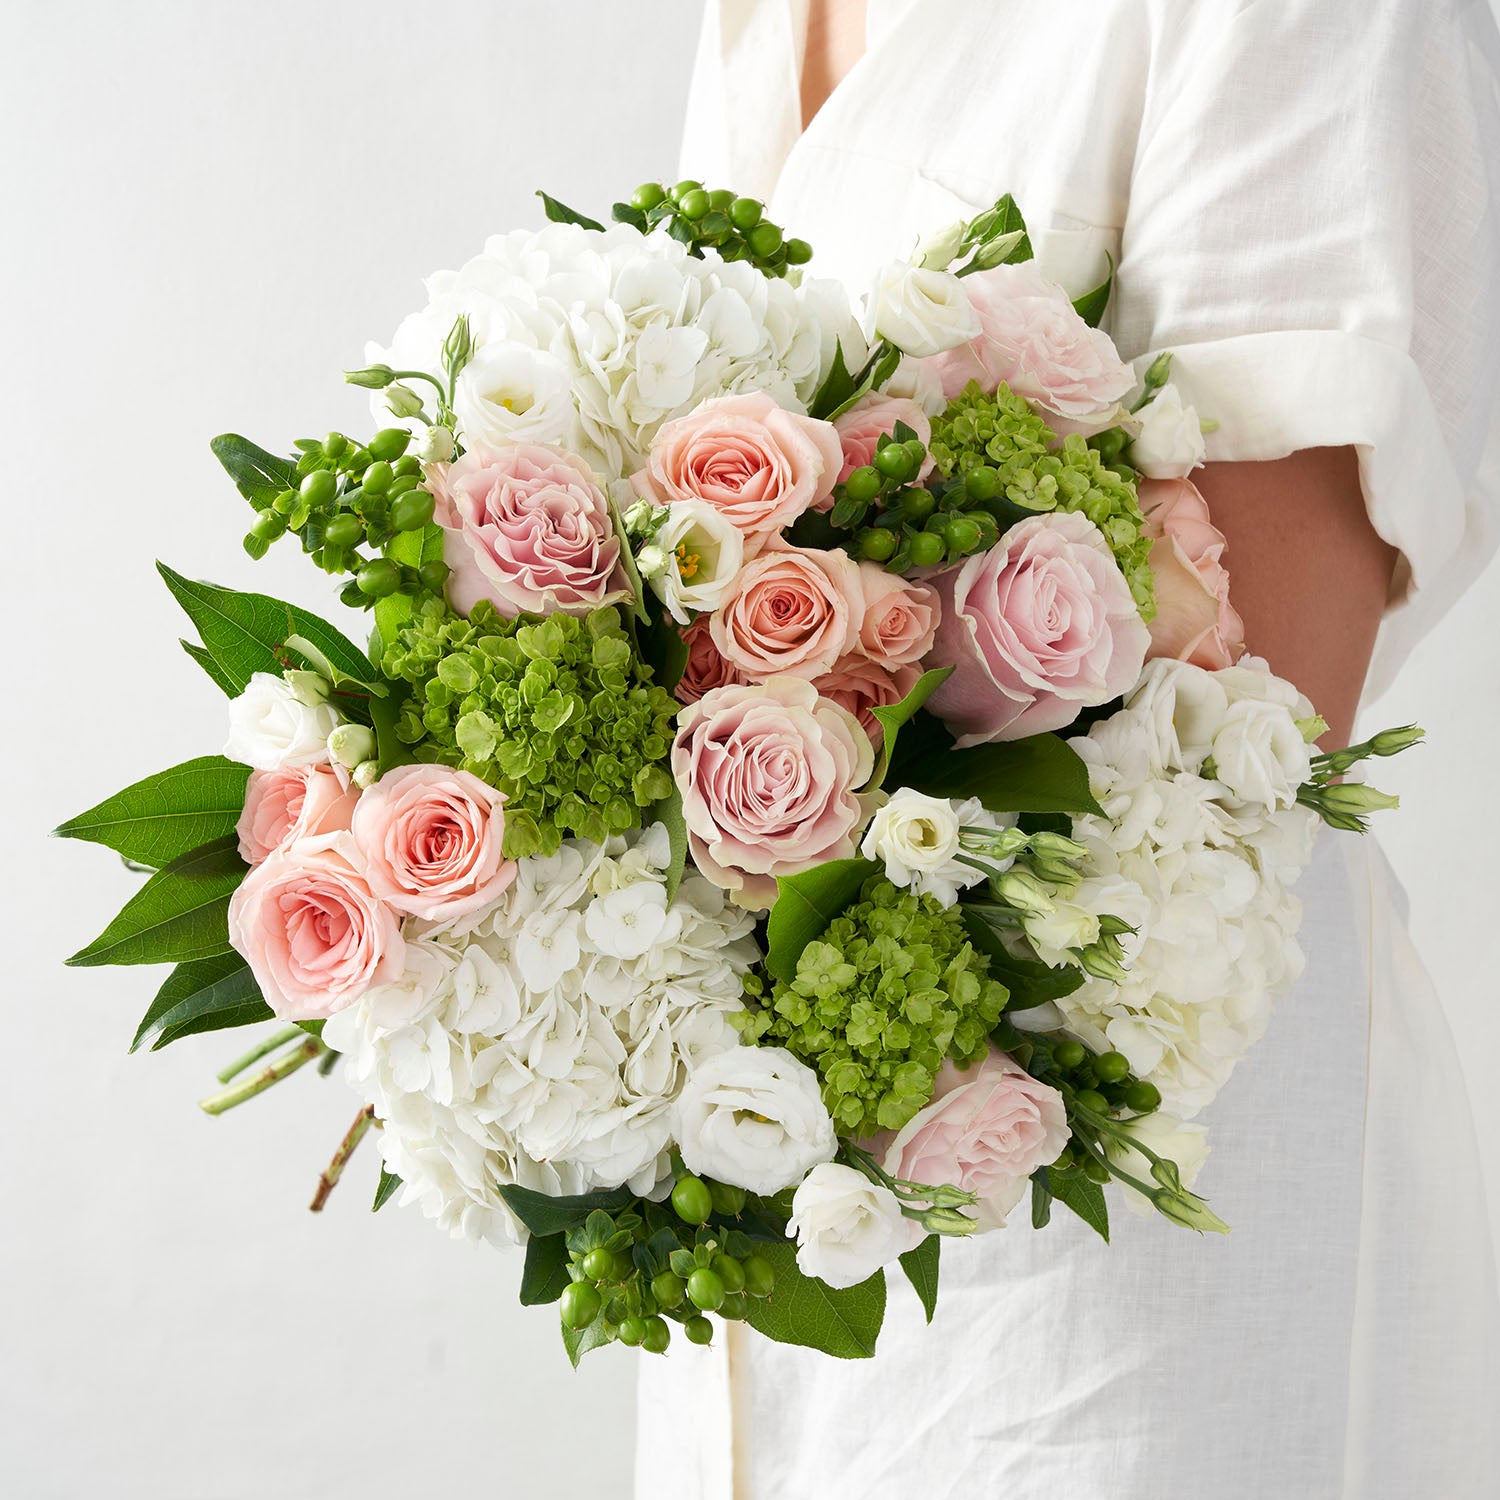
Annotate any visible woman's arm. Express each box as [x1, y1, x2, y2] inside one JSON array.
[[1193, 446, 1397, 750]]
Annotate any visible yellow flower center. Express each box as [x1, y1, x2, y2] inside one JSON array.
[[676, 543, 702, 581]]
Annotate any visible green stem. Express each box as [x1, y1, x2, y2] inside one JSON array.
[[199, 1037, 322, 1116], [309, 1105, 377, 1212], [389, 368, 448, 400], [215, 1024, 304, 1085]]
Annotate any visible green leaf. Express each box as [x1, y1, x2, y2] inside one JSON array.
[[960, 193, 1033, 264], [372, 1168, 402, 1212], [637, 596, 689, 691], [209, 433, 298, 507], [157, 563, 374, 697], [604, 487, 651, 623], [1030, 1171, 1053, 1229], [864, 667, 953, 790], [55, 756, 250, 868], [898, 1234, 941, 1324], [764, 857, 879, 985], [561, 1315, 615, 1368], [536, 189, 604, 232], [519, 1232, 573, 1306], [180, 639, 240, 696], [67, 835, 246, 968], [808, 339, 858, 421], [131, 951, 270, 1052], [1052, 1173, 1110, 1241], [962, 907, 1084, 1009], [651, 782, 689, 902], [911, 731, 1103, 817], [373, 523, 445, 645], [496, 1183, 636, 1239], [741, 1242, 886, 1358], [1071, 253, 1114, 329]]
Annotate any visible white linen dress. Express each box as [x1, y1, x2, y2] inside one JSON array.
[[637, 4, 1500, 1497]]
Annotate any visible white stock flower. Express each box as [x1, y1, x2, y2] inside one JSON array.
[[1211, 699, 1313, 810], [867, 261, 981, 357], [224, 672, 339, 771], [788, 1163, 915, 1289], [860, 789, 1014, 906], [675, 1045, 837, 1195], [452, 344, 573, 449], [1106, 1113, 1210, 1217], [646, 500, 745, 624], [1127, 382, 1206, 479]]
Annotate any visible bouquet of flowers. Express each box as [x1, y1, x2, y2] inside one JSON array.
[[60, 182, 1419, 1362]]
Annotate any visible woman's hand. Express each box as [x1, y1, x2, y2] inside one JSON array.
[[1194, 446, 1397, 750]]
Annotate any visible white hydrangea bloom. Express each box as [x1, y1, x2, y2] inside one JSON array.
[[366, 221, 857, 477], [322, 825, 760, 1246]]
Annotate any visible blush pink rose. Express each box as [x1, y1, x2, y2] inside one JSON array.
[[925, 261, 1133, 431], [926, 510, 1150, 745], [709, 544, 863, 681], [1139, 478, 1246, 671], [855, 564, 940, 668], [351, 764, 515, 923], [236, 764, 357, 866], [674, 618, 750, 707], [672, 677, 875, 909], [228, 834, 404, 1020], [432, 443, 630, 617], [830, 395, 934, 492], [879, 1048, 1070, 1230], [812, 656, 919, 753], [633, 392, 843, 552]]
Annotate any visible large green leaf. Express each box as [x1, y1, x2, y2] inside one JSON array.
[[962, 907, 1084, 1009], [910, 732, 1103, 816], [180, 639, 241, 696], [865, 667, 953, 790], [809, 339, 858, 421], [561, 1314, 615, 1368], [67, 835, 246, 968], [536, 190, 604, 232], [1052, 1173, 1110, 1242], [496, 1183, 637, 1239], [741, 1242, 886, 1358], [764, 858, 878, 985], [158, 564, 374, 697], [372, 1168, 402, 1212], [132, 951, 270, 1052], [898, 1234, 941, 1324], [519, 1233, 573, 1306], [55, 756, 250, 868], [209, 433, 298, 507], [650, 782, 688, 902]]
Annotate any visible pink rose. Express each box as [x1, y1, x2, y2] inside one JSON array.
[[812, 656, 919, 753], [830, 395, 934, 492], [879, 1048, 1070, 1230], [228, 834, 404, 1020], [672, 677, 875, 909], [674, 618, 750, 707], [709, 544, 863, 681], [926, 511, 1150, 745], [1139, 478, 1246, 671], [855, 564, 940, 668], [351, 764, 515, 922], [633, 392, 843, 552], [236, 764, 357, 866], [925, 261, 1133, 431], [432, 443, 630, 617]]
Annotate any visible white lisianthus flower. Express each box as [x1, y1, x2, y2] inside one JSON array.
[[867, 261, 981, 357], [859, 789, 1014, 906], [1106, 1113, 1210, 1217], [224, 672, 339, 771], [1127, 382, 1207, 479], [452, 344, 572, 450], [881, 355, 948, 417], [788, 1162, 916, 1289], [1126, 659, 1230, 774], [1211, 699, 1313, 811], [646, 500, 745, 624], [675, 1045, 837, 1195]]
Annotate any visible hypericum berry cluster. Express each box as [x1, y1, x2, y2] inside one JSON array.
[[928, 382, 1156, 617], [738, 877, 1010, 1135], [613, 181, 812, 277], [381, 601, 676, 858], [557, 1178, 777, 1355], [243, 426, 447, 608]]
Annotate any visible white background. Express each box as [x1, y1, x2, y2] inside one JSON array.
[[3, 3, 1496, 1496]]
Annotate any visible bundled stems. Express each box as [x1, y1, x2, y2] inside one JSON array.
[[199, 1035, 323, 1116], [215, 1024, 305, 1085], [309, 1106, 378, 1213]]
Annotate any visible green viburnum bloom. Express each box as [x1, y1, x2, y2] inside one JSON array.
[[928, 381, 1156, 619], [737, 877, 1009, 1136], [381, 599, 677, 858]]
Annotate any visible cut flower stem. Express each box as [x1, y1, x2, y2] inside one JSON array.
[[199, 1035, 323, 1116], [215, 1024, 305, 1084], [309, 1105, 378, 1213]]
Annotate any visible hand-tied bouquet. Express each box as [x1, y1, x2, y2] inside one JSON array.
[[61, 182, 1420, 1363]]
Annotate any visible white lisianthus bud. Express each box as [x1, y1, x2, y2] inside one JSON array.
[[384, 382, 427, 420], [1107, 1114, 1210, 1218], [412, 424, 456, 464], [867, 261, 981, 357], [351, 759, 381, 789], [1211, 699, 1313, 810], [635, 543, 669, 580], [646, 501, 746, 625], [788, 1163, 916, 1289], [283, 669, 330, 707], [915, 219, 967, 271], [860, 789, 1014, 906], [224, 673, 340, 772], [1126, 382, 1207, 479], [327, 723, 376, 770]]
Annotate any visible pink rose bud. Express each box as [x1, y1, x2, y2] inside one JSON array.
[[351, 764, 516, 923], [926, 511, 1149, 745], [831, 395, 934, 490], [1138, 478, 1246, 671], [236, 764, 358, 866], [811, 655, 919, 753], [674, 617, 750, 707], [855, 564, 940, 668]]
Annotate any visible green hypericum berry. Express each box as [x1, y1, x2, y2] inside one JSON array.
[[708, 1181, 747, 1217], [671, 179, 702, 201], [908, 532, 945, 568], [844, 466, 882, 503], [943, 515, 982, 553], [1054, 1040, 1087, 1071], [1075, 1089, 1110, 1116], [560, 1281, 601, 1330], [321, 432, 349, 460], [707, 188, 735, 211], [641, 1316, 672, 1355], [580, 1248, 615, 1282], [671, 1175, 714, 1225], [857, 527, 899, 562], [617, 1316, 647, 1347], [687, 1267, 726, 1312], [713, 1254, 746, 1295], [718, 1292, 748, 1322], [250, 511, 286, 541], [875, 442, 916, 482], [784, 237, 813, 265], [416, 559, 449, 592], [631, 181, 667, 211], [1124, 1080, 1162, 1112], [1051, 1144, 1075, 1171], [729, 197, 763, 231], [324, 513, 363, 549], [901, 488, 936, 523], [367, 427, 411, 462], [1083, 1155, 1111, 1184], [651, 1271, 686, 1310], [1094, 1051, 1130, 1084], [357, 559, 400, 597], [747, 222, 783, 258], [300, 468, 337, 508], [741, 1254, 775, 1298], [677, 188, 710, 220], [391, 489, 435, 532], [361, 460, 394, 497], [684, 1315, 714, 1346]]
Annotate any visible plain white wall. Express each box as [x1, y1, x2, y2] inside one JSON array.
[[4, 3, 1496, 1496]]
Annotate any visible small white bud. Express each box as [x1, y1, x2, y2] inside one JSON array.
[[635, 543, 669, 580], [412, 424, 456, 464], [283, 669, 330, 707], [351, 759, 381, 789], [327, 723, 376, 770]]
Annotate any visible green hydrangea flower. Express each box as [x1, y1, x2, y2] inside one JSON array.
[[737, 877, 1009, 1136], [929, 381, 1156, 620], [381, 599, 677, 858]]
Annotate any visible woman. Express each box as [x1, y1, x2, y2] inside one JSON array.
[[637, 2, 1500, 1496]]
